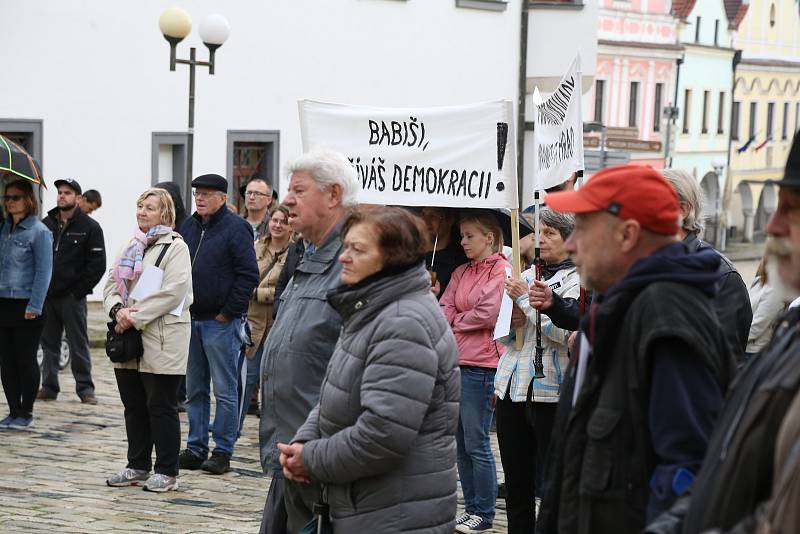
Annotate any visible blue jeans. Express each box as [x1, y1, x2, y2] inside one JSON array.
[[238, 343, 263, 435], [186, 318, 242, 458], [457, 366, 497, 522]]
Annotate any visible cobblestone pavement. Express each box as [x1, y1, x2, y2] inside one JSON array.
[[0, 350, 508, 533]]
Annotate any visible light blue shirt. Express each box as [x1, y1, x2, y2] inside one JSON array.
[[0, 214, 53, 314]]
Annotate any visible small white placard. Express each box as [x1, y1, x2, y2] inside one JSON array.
[[493, 266, 514, 340], [129, 264, 185, 317]]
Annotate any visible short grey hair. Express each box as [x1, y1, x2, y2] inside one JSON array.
[[538, 207, 575, 241], [661, 168, 705, 235], [286, 148, 359, 207]]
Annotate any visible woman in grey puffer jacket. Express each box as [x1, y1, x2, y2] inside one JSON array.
[[281, 207, 460, 533]]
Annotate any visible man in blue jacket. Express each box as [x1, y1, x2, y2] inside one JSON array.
[[178, 174, 259, 475]]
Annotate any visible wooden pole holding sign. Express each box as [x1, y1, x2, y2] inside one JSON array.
[[510, 208, 524, 350]]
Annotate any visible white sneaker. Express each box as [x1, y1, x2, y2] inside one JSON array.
[[106, 468, 150, 487], [143, 473, 178, 493]]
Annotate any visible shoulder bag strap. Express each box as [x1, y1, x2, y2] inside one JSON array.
[[154, 242, 172, 268]]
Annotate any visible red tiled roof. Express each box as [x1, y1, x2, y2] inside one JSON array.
[[724, 0, 749, 30], [672, 0, 697, 20], [672, 0, 748, 30]]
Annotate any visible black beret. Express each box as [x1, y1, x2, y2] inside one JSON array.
[[191, 174, 228, 193]]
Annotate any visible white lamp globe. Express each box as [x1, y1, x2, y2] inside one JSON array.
[[199, 14, 231, 46], [159, 7, 192, 40]]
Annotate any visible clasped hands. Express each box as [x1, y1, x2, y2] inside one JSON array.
[[278, 442, 310, 483], [114, 307, 138, 334]]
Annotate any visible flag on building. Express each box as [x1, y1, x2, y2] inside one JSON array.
[[754, 136, 772, 152], [737, 135, 755, 154]]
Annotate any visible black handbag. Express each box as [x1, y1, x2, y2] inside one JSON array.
[[105, 321, 144, 363], [105, 242, 171, 363]]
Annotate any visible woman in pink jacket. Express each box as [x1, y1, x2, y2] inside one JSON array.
[[441, 210, 511, 534]]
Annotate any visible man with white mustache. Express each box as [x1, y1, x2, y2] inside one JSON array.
[[646, 135, 800, 533]]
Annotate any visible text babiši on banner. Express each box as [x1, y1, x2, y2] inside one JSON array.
[[298, 99, 519, 209]]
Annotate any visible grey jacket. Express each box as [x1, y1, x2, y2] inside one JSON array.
[[259, 224, 345, 472], [293, 263, 460, 533]]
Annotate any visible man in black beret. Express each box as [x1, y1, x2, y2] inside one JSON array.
[[177, 174, 259, 475]]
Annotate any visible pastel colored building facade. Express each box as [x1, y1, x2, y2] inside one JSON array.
[[591, 0, 682, 169], [726, 0, 800, 243], [670, 0, 744, 247]]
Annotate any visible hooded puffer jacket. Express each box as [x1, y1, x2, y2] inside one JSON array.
[[293, 263, 460, 533]]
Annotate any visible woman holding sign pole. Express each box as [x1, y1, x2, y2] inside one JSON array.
[[495, 207, 578, 533], [103, 188, 193, 493], [441, 210, 511, 533]]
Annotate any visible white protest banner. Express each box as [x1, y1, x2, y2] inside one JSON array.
[[532, 56, 585, 192], [298, 100, 519, 209]]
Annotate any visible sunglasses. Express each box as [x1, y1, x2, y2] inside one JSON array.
[[3, 195, 24, 202]]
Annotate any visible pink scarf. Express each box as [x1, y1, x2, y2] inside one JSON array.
[[112, 225, 173, 305]]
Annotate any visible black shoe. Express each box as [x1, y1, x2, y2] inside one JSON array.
[[498, 482, 507, 499], [177, 401, 186, 413], [178, 449, 205, 470], [201, 451, 230, 475]]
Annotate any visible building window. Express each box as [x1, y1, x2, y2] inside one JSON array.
[[695, 16, 701, 43], [782, 102, 789, 140], [226, 130, 280, 213], [629, 81, 639, 128], [731, 101, 741, 140], [717, 92, 725, 134], [767, 102, 775, 139], [714, 20, 719, 46], [151, 132, 189, 209], [683, 89, 692, 134], [455, 0, 508, 11], [749, 102, 757, 139], [594, 80, 605, 123], [796, 102, 800, 133], [653, 83, 663, 133], [701, 91, 710, 134]]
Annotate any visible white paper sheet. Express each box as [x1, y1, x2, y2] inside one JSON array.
[[493, 267, 514, 340], [129, 264, 185, 317]]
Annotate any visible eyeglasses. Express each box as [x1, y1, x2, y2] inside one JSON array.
[[246, 191, 270, 198], [3, 195, 23, 202], [270, 218, 288, 225]]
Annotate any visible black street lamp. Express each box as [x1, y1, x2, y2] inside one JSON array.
[[159, 7, 230, 211]]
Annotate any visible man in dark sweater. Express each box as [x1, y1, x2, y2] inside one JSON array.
[[39, 178, 105, 405], [420, 207, 467, 299], [177, 174, 259, 475], [536, 165, 735, 534], [662, 168, 752, 362]]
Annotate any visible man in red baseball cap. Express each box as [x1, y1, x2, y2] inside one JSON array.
[[535, 165, 736, 534]]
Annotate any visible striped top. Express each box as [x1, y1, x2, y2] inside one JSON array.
[[494, 265, 580, 403]]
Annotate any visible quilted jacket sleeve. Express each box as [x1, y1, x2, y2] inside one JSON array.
[[300, 312, 439, 484]]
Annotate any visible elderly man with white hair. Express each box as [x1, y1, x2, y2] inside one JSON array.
[[258, 148, 359, 533], [662, 169, 752, 362]]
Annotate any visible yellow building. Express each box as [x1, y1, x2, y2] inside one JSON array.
[[726, 0, 800, 243]]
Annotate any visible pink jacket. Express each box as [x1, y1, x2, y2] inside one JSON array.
[[441, 252, 510, 369]]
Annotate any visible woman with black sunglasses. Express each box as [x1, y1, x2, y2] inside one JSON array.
[[0, 179, 53, 431]]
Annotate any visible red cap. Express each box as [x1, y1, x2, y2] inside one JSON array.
[[545, 165, 680, 235]]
